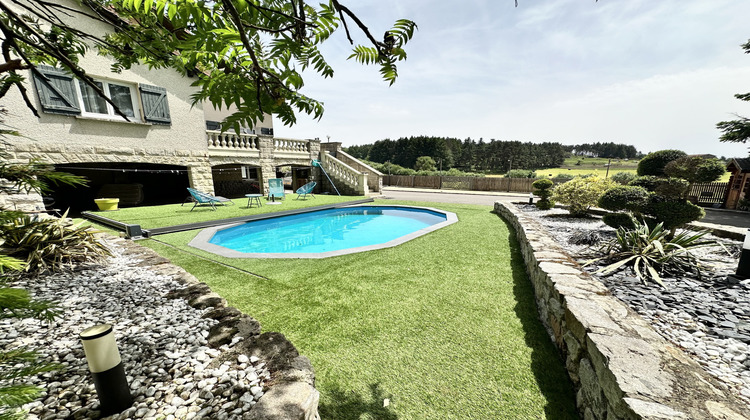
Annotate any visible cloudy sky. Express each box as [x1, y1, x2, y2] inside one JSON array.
[[273, 0, 750, 158]]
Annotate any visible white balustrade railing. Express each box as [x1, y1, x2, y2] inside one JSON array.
[[206, 130, 259, 151], [321, 152, 368, 195], [273, 137, 310, 154]]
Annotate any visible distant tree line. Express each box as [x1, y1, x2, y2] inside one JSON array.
[[345, 136, 568, 172], [564, 142, 640, 159]]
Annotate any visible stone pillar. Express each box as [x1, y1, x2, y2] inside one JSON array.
[[319, 142, 341, 157], [188, 164, 215, 194], [257, 136, 276, 196]]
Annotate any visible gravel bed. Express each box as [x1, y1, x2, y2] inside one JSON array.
[[516, 204, 750, 404], [0, 240, 269, 420]]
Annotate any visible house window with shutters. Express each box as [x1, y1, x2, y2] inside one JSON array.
[[31, 66, 171, 126]]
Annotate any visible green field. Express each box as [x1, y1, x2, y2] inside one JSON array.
[[534, 156, 730, 181]]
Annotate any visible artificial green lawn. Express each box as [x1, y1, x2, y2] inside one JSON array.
[[133, 200, 578, 419], [97, 194, 365, 230]]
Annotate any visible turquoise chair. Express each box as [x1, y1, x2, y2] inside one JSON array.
[[295, 181, 316, 200], [186, 188, 234, 211], [267, 178, 286, 201]]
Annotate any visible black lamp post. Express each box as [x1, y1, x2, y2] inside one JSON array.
[[79, 324, 133, 416]]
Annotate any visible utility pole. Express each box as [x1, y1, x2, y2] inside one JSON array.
[[605, 158, 611, 178]]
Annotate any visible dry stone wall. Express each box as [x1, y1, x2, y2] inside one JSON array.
[[494, 201, 750, 420]]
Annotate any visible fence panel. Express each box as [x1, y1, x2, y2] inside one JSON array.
[[689, 182, 728, 205], [383, 175, 537, 193], [440, 176, 473, 190]]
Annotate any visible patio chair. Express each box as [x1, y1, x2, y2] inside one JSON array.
[[186, 187, 234, 211], [295, 181, 316, 200], [267, 178, 286, 201]]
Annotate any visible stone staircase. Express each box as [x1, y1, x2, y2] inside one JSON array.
[[317, 151, 367, 196]]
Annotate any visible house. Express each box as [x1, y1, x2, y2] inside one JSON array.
[[724, 158, 750, 209], [1, 0, 378, 213]]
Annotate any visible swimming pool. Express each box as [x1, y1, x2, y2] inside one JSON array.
[[189, 205, 458, 258]]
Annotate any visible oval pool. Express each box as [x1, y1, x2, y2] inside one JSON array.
[[188, 205, 457, 258]]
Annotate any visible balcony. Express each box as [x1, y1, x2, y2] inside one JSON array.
[[206, 131, 312, 160]]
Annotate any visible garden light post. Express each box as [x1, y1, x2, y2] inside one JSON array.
[[529, 193, 534, 204], [79, 324, 132, 416], [732, 228, 750, 280]]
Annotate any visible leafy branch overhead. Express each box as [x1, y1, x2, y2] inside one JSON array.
[[0, 0, 417, 130], [717, 40, 750, 145]]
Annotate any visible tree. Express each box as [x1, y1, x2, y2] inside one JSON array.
[[664, 156, 726, 187], [637, 150, 687, 176], [717, 40, 750, 146], [551, 176, 616, 217], [0, 0, 417, 130], [414, 156, 436, 172]]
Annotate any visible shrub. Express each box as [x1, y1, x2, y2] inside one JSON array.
[[609, 171, 636, 185], [664, 156, 726, 184], [532, 178, 555, 210], [628, 175, 661, 191], [551, 176, 616, 217], [637, 149, 687, 176], [602, 212, 636, 230], [598, 186, 650, 213], [505, 169, 536, 178], [0, 213, 110, 274], [414, 156, 437, 172], [645, 196, 705, 231], [552, 173, 574, 183], [653, 177, 690, 200], [587, 220, 715, 287]]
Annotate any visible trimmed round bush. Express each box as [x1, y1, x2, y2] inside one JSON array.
[[610, 171, 636, 185], [602, 212, 637, 230], [532, 178, 555, 210], [598, 186, 650, 213], [653, 177, 690, 200], [646, 196, 705, 230], [628, 175, 661, 192], [637, 149, 687, 176], [664, 156, 726, 184]]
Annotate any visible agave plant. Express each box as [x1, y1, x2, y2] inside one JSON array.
[[585, 219, 717, 287], [0, 211, 110, 275]]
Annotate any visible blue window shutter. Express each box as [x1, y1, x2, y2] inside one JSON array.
[[32, 66, 81, 115], [139, 84, 171, 125]]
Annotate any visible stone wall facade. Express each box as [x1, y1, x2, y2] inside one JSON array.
[[494, 201, 750, 420]]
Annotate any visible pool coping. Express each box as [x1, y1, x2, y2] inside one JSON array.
[[187, 204, 458, 259]]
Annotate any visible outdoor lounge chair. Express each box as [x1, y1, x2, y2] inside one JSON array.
[[186, 187, 234, 211], [267, 178, 286, 201], [295, 181, 316, 200]]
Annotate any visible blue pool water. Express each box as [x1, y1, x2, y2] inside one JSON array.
[[207, 206, 448, 254]]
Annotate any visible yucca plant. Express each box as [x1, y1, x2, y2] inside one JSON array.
[[0, 211, 110, 275], [585, 219, 717, 287]]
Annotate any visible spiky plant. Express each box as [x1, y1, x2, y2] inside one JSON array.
[[586, 220, 717, 287]]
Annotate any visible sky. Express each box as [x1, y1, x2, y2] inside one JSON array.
[[272, 0, 750, 158]]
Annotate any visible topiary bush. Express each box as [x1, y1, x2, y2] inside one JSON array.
[[628, 175, 661, 191], [636, 149, 687, 176], [598, 185, 650, 213], [602, 212, 637, 230], [664, 156, 726, 184], [551, 176, 616, 217], [645, 196, 705, 231], [610, 171, 636, 185], [532, 178, 555, 210], [653, 177, 690, 200]]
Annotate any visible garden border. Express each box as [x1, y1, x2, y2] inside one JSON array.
[[110, 236, 321, 419], [494, 201, 750, 420]]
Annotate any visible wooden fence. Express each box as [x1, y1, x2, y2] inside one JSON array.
[[688, 182, 728, 205], [383, 175, 536, 193]]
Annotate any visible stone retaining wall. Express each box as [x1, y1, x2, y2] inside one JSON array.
[[493, 201, 750, 420], [113, 237, 320, 419]]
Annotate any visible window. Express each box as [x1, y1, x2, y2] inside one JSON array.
[[76, 79, 138, 121], [32, 66, 171, 125]]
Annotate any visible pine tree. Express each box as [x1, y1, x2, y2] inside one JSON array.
[[717, 40, 750, 147]]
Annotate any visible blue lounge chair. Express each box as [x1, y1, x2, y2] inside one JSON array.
[[295, 181, 316, 200], [186, 188, 234, 211], [267, 178, 286, 201]]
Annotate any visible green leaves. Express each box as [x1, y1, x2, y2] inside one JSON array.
[[586, 219, 717, 287]]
